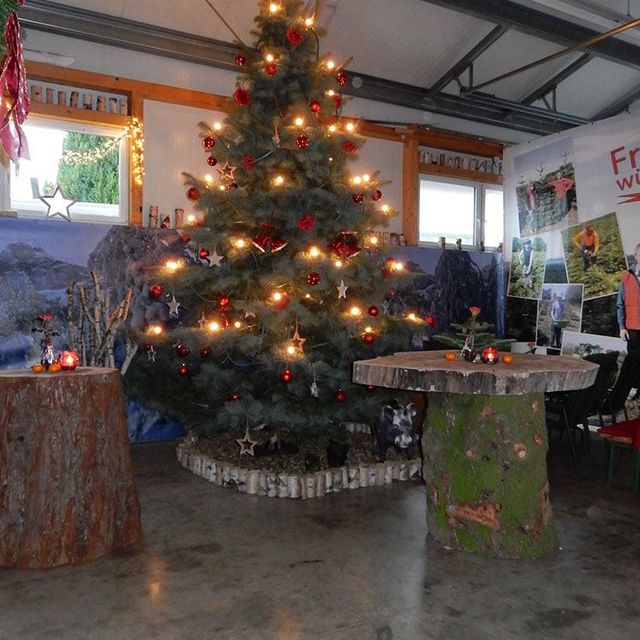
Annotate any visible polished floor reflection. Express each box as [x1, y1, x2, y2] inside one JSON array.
[[1, 440, 638, 640]]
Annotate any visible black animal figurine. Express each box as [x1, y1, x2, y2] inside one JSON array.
[[371, 400, 418, 462]]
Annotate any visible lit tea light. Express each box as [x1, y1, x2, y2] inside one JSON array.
[[58, 350, 80, 371], [481, 346, 499, 364]]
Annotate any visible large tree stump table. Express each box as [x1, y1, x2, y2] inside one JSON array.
[[0, 368, 143, 569], [353, 351, 598, 559]]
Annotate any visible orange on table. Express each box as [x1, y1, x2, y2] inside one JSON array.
[[31, 364, 44, 373], [48, 363, 62, 373], [444, 351, 457, 361], [502, 353, 513, 364]]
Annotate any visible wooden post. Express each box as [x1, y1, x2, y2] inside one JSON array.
[[402, 125, 420, 246]]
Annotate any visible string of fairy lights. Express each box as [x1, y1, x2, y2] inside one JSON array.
[[59, 117, 144, 186]]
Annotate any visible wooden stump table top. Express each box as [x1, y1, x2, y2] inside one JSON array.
[[0, 367, 143, 569], [353, 350, 598, 395]]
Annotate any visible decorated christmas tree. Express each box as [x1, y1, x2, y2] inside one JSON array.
[[130, 0, 417, 439]]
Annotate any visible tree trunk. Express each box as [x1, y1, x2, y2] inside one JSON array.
[[422, 392, 556, 559], [0, 368, 143, 569]]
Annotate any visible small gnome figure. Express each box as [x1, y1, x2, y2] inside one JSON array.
[[32, 312, 59, 369]]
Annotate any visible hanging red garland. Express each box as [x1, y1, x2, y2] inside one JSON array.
[[0, 8, 30, 169]]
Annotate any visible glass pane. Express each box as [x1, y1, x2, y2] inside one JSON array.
[[419, 179, 475, 245], [11, 123, 121, 218], [484, 188, 504, 248]]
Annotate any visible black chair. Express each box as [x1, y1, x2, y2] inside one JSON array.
[[545, 351, 619, 474], [596, 352, 640, 425]]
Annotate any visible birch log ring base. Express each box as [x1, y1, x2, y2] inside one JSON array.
[[353, 351, 598, 559], [0, 368, 143, 569]]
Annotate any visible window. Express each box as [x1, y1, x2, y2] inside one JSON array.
[[418, 177, 503, 248], [8, 117, 129, 224]]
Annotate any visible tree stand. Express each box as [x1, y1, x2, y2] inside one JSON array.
[[423, 392, 556, 559]]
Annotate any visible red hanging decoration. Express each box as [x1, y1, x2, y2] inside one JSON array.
[[343, 140, 357, 153], [200, 346, 211, 359], [286, 28, 303, 46], [235, 53, 247, 66], [198, 248, 210, 259], [336, 71, 348, 86], [335, 389, 346, 403], [424, 315, 436, 328], [372, 189, 383, 201], [297, 213, 315, 231], [229, 392, 240, 401], [332, 94, 342, 109], [352, 193, 365, 204], [366, 384, 375, 391], [149, 284, 164, 299], [265, 62, 278, 76], [0, 11, 30, 170], [280, 369, 293, 383], [241, 154, 256, 170], [368, 305, 379, 317], [309, 100, 321, 113], [306, 272, 320, 285], [296, 134, 309, 149], [178, 364, 190, 376], [329, 233, 361, 260], [363, 332, 375, 345], [176, 343, 191, 357], [234, 86, 251, 106], [252, 224, 288, 253], [207, 156, 218, 167], [218, 295, 231, 308], [202, 136, 215, 150], [187, 187, 200, 201]]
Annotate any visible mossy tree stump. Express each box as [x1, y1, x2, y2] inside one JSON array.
[[353, 351, 598, 559]]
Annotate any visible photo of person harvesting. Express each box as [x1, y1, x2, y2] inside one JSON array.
[[617, 243, 640, 356], [572, 223, 599, 271]]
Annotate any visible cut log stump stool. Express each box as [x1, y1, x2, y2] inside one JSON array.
[[0, 368, 143, 569], [353, 351, 598, 559]]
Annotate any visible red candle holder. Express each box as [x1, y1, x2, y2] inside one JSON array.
[[58, 350, 80, 371], [481, 346, 498, 364]]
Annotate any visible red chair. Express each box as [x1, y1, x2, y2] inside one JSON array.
[[597, 417, 640, 492]]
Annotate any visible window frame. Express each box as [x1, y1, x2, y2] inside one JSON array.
[[8, 115, 130, 225], [418, 173, 504, 250]]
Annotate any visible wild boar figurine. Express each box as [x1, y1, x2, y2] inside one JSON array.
[[371, 400, 418, 462]]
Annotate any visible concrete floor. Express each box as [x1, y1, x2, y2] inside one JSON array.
[[1, 439, 639, 640]]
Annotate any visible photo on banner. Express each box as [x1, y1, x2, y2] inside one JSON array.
[[514, 138, 578, 237], [507, 236, 546, 299], [561, 212, 627, 300], [536, 283, 584, 351], [560, 330, 626, 357]]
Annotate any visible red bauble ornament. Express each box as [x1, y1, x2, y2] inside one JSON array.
[[329, 232, 361, 260], [368, 305, 379, 317], [335, 389, 346, 403], [149, 284, 164, 298], [372, 189, 383, 201], [143, 343, 153, 352], [178, 364, 189, 376], [272, 292, 290, 310], [187, 186, 200, 201], [176, 343, 191, 357], [252, 224, 288, 253], [296, 134, 309, 149], [352, 193, 365, 204], [336, 71, 348, 86], [424, 315, 436, 328], [207, 156, 218, 167], [265, 62, 278, 76], [181, 234, 191, 243], [218, 295, 230, 308], [366, 384, 375, 391], [332, 94, 342, 109], [297, 213, 315, 231], [241, 154, 256, 171], [343, 140, 357, 153], [235, 53, 247, 66], [280, 369, 293, 383], [286, 28, 303, 46], [198, 248, 210, 259], [233, 87, 250, 106], [202, 136, 215, 151], [307, 272, 320, 285], [309, 100, 321, 113], [363, 332, 375, 345], [200, 346, 211, 359], [229, 392, 240, 401]]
